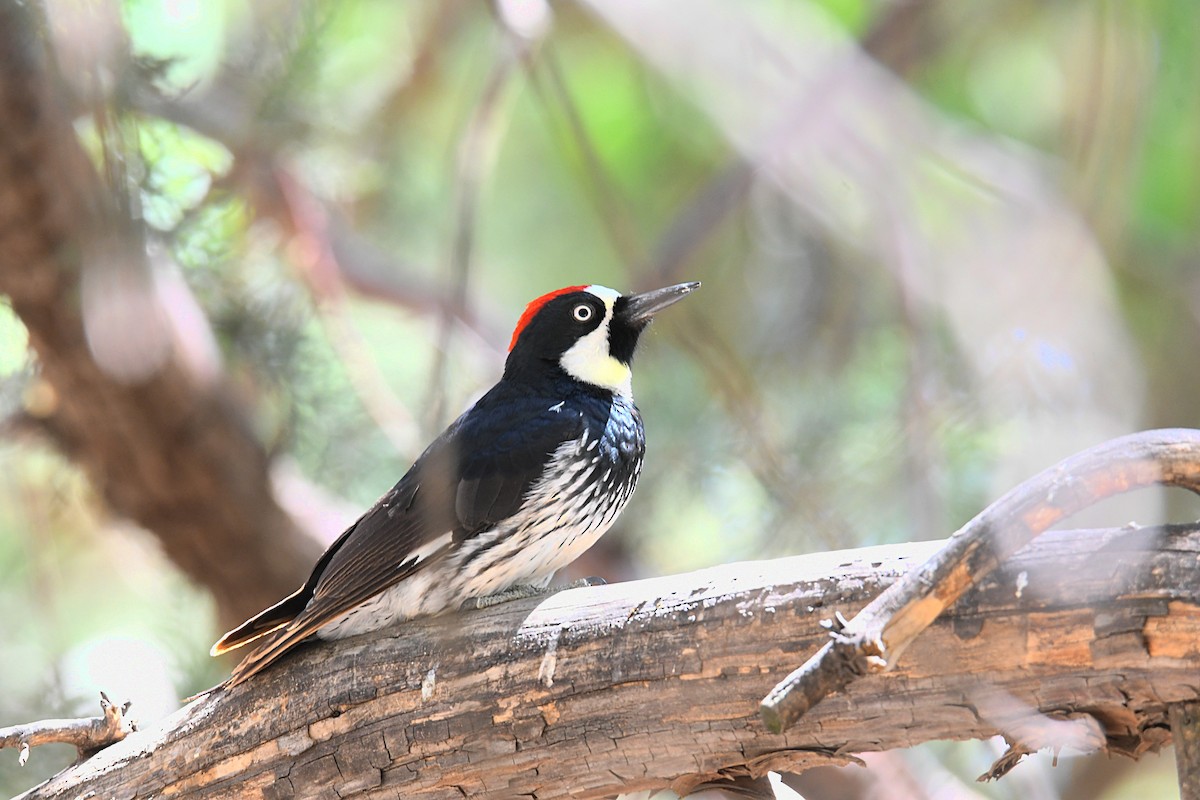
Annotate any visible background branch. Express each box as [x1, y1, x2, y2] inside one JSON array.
[[0, 1, 321, 631]]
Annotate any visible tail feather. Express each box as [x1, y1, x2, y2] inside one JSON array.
[[210, 587, 310, 656], [223, 614, 328, 686]]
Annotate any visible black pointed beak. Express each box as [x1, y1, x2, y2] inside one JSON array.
[[619, 281, 701, 324]]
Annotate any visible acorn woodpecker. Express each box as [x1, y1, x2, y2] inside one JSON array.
[[212, 281, 700, 685]]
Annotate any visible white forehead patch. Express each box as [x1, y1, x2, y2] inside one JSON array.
[[584, 285, 621, 306], [560, 285, 632, 397]]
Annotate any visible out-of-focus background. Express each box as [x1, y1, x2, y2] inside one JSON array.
[[1, 0, 1197, 797]]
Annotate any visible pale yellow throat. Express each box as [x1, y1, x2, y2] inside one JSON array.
[[559, 286, 633, 397]]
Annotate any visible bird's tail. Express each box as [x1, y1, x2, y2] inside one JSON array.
[[210, 587, 310, 656], [222, 613, 329, 686]]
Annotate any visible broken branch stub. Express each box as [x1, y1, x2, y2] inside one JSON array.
[[761, 428, 1200, 734], [0, 693, 135, 766]]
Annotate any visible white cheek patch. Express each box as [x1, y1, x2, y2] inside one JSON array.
[[559, 285, 633, 397]]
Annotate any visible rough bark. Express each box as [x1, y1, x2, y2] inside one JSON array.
[[0, 1, 321, 630], [17, 524, 1200, 800]]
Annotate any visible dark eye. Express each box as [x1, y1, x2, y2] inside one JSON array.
[[572, 303, 594, 322]]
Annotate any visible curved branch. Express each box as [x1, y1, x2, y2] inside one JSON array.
[[761, 428, 1200, 733]]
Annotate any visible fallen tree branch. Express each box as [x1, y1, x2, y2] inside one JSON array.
[[15, 523, 1200, 799], [761, 428, 1200, 734], [0, 693, 134, 767]]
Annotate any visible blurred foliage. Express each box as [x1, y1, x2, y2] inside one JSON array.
[[3, 0, 1199, 795]]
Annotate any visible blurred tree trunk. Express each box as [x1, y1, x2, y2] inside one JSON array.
[[19, 525, 1200, 799], [0, 2, 321, 631]]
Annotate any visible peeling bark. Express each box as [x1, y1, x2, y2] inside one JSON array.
[[16, 525, 1200, 799]]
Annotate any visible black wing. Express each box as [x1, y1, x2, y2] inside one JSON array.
[[223, 384, 594, 684]]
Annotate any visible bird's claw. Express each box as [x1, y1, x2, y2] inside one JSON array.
[[461, 584, 550, 610], [462, 576, 608, 611]]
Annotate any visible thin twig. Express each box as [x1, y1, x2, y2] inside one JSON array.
[[518, 37, 644, 269], [643, 156, 756, 289], [273, 167, 422, 457], [761, 428, 1200, 733], [424, 37, 517, 433]]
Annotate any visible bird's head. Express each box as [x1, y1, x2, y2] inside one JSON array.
[[505, 282, 700, 396]]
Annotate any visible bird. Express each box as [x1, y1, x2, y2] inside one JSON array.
[[211, 281, 700, 685]]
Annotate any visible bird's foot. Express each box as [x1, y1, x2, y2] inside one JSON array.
[[462, 585, 547, 610], [461, 577, 608, 611], [565, 576, 607, 589]]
